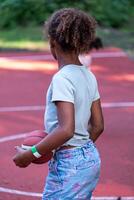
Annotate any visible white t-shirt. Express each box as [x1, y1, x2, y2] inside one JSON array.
[[44, 64, 100, 146]]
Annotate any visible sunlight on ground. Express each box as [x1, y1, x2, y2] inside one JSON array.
[[92, 65, 108, 72], [109, 74, 134, 82], [0, 58, 57, 71]]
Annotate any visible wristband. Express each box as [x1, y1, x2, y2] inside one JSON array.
[[31, 146, 42, 158]]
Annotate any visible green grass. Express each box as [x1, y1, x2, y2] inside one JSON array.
[[0, 26, 49, 51], [97, 27, 134, 57], [0, 26, 133, 58], [97, 12, 134, 57]]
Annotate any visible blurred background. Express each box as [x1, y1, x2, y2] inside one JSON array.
[[0, 1, 134, 199], [0, 0, 134, 56]]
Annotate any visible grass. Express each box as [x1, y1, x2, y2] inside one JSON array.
[[97, 14, 134, 58], [97, 27, 134, 58], [0, 26, 49, 51], [0, 26, 133, 57]]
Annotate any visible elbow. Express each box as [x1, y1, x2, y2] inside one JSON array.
[[62, 126, 74, 140], [66, 128, 74, 139], [66, 132, 74, 140]]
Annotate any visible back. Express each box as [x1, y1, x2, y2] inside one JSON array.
[[45, 64, 100, 146]]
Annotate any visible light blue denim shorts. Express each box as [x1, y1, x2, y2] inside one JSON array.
[[42, 140, 101, 200]]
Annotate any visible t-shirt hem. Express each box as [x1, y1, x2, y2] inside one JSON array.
[[51, 98, 74, 103], [63, 138, 90, 147], [93, 96, 100, 102]]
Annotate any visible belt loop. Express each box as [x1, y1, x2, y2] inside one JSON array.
[[80, 146, 86, 159]]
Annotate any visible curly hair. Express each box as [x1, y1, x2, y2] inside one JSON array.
[[45, 8, 97, 54]]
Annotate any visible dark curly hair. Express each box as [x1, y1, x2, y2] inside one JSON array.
[[45, 8, 97, 54]]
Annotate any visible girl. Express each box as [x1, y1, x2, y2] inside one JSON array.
[[13, 8, 104, 200]]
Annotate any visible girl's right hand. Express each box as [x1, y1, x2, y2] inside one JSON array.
[[13, 146, 35, 168]]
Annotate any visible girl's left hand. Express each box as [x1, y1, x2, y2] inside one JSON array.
[[13, 146, 35, 168]]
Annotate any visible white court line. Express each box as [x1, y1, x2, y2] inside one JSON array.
[[0, 105, 44, 112], [92, 51, 126, 58], [0, 102, 134, 113], [0, 54, 53, 61], [102, 102, 134, 108], [0, 187, 42, 197], [0, 51, 126, 61], [0, 133, 27, 143], [0, 187, 134, 199]]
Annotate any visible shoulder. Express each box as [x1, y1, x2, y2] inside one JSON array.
[[52, 67, 75, 84], [52, 69, 75, 91], [52, 70, 66, 84]]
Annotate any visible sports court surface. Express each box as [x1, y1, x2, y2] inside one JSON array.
[[0, 48, 134, 200]]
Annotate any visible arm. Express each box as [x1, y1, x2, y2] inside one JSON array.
[[36, 101, 75, 154], [13, 101, 75, 167], [88, 99, 104, 142]]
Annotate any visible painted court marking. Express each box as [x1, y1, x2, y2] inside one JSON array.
[[0, 102, 134, 113], [0, 187, 133, 200], [0, 187, 42, 197], [0, 105, 44, 112], [0, 51, 126, 62], [0, 132, 27, 143]]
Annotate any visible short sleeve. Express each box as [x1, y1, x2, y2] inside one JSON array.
[[93, 76, 100, 101], [51, 74, 75, 103]]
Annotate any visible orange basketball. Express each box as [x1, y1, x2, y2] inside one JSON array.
[[21, 130, 53, 164]]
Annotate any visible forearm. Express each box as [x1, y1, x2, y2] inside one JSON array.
[[13, 128, 69, 167], [35, 127, 73, 155]]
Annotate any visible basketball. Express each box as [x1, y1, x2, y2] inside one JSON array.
[[21, 130, 53, 164]]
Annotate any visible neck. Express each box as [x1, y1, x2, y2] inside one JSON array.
[[56, 51, 82, 69]]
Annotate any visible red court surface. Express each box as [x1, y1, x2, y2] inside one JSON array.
[[0, 48, 134, 200]]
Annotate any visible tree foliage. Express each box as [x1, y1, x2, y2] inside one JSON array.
[[0, 0, 132, 28]]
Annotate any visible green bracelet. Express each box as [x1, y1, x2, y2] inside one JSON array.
[[31, 146, 41, 158]]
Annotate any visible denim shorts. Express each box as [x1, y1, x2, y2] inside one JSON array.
[[42, 140, 101, 200]]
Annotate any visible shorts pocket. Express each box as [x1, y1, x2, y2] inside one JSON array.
[[48, 159, 63, 185], [76, 159, 95, 170]]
